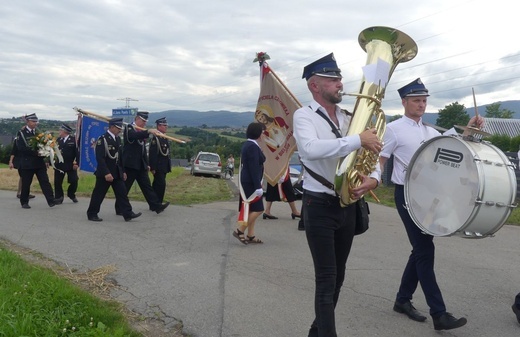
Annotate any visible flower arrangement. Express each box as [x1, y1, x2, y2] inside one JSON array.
[[29, 131, 64, 167], [253, 52, 270, 63]]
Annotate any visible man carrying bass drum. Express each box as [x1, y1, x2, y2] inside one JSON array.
[[380, 78, 484, 331]]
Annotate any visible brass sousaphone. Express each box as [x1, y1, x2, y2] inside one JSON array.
[[335, 26, 418, 206]]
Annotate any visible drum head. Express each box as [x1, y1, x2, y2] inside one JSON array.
[[404, 136, 480, 236]]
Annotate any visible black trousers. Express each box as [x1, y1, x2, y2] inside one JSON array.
[[87, 176, 132, 217], [394, 185, 446, 317], [19, 167, 54, 205], [303, 190, 356, 337], [152, 171, 167, 203], [54, 169, 78, 199], [115, 167, 162, 213]]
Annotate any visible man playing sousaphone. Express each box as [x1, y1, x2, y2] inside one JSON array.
[[380, 78, 484, 331]]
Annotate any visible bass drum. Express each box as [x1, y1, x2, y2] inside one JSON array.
[[404, 135, 517, 238]]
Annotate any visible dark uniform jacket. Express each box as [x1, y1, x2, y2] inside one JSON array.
[[55, 135, 78, 171], [14, 127, 46, 170], [148, 135, 171, 173], [240, 140, 265, 190], [122, 124, 150, 170], [94, 132, 124, 179]]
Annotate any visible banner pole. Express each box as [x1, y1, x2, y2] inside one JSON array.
[[72, 107, 186, 144]]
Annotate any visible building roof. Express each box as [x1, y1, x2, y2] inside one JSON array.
[[483, 118, 520, 137]]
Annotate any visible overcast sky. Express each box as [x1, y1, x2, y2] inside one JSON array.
[[1, 0, 518, 121]]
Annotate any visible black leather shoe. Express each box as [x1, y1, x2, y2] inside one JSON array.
[[512, 304, 520, 324], [21, 204, 31, 209], [48, 202, 56, 207], [298, 222, 305, 231], [263, 213, 278, 220], [155, 202, 170, 214], [116, 212, 123, 216], [124, 212, 142, 221], [88, 215, 103, 222], [393, 301, 427, 322], [70, 197, 78, 203], [433, 312, 467, 330], [54, 197, 64, 205], [291, 213, 301, 219]]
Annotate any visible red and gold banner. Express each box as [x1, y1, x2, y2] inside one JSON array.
[[254, 53, 302, 186]]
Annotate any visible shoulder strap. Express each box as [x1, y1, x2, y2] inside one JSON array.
[[302, 106, 340, 194], [311, 106, 342, 139], [301, 163, 335, 192]]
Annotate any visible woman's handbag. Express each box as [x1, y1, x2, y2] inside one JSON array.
[[355, 197, 370, 235]]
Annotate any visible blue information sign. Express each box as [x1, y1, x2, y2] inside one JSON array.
[[112, 108, 137, 116]]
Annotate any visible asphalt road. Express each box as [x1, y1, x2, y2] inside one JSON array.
[[1, 182, 520, 337]]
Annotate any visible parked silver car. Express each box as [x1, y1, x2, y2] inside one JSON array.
[[190, 151, 222, 178]]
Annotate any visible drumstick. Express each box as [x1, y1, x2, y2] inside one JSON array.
[[471, 88, 479, 128], [369, 190, 381, 203]]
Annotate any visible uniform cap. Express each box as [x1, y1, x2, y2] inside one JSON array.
[[136, 111, 149, 121], [302, 53, 342, 81], [25, 113, 39, 122], [60, 123, 73, 133], [398, 78, 430, 98], [155, 117, 168, 126], [109, 117, 124, 129]]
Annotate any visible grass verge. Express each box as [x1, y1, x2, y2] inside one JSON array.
[[0, 242, 142, 337], [0, 165, 234, 337]]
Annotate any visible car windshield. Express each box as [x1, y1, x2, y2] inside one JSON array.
[[199, 154, 219, 162]]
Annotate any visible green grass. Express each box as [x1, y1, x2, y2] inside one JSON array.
[[0, 247, 141, 337], [74, 167, 234, 205], [0, 165, 232, 337]]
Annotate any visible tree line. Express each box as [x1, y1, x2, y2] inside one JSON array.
[[1, 102, 519, 166], [389, 102, 520, 152], [0, 123, 247, 165]]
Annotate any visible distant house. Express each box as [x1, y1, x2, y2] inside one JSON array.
[[482, 118, 520, 137]]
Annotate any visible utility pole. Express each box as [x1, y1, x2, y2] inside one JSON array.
[[117, 97, 138, 108]]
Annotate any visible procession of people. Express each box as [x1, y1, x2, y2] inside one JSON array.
[[5, 52, 520, 336], [10, 112, 173, 224]]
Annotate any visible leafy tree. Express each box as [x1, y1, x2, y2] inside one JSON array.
[[485, 102, 513, 118], [436, 102, 470, 129]]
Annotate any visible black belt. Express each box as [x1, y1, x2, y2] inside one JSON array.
[[303, 190, 339, 202]]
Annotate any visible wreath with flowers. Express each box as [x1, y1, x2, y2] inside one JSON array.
[[28, 131, 64, 170]]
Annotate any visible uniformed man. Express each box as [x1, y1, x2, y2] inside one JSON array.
[[15, 113, 56, 209], [115, 111, 169, 215], [86, 118, 142, 222], [148, 117, 172, 204], [54, 123, 79, 204]]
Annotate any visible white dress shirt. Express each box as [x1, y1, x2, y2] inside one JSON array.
[[293, 100, 381, 195], [381, 115, 441, 185]]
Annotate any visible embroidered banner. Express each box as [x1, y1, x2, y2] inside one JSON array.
[[78, 114, 108, 173], [254, 53, 302, 186]]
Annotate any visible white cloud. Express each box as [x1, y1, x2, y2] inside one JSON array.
[[0, 0, 518, 120]]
